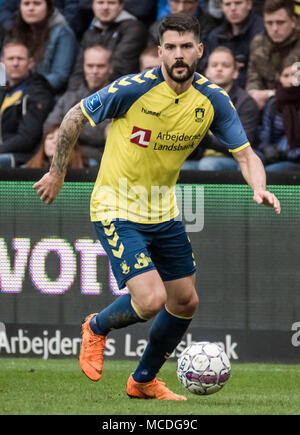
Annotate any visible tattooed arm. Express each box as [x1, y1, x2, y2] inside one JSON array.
[[33, 103, 88, 204], [51, 103, 87, 175]]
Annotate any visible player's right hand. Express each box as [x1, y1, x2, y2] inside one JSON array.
[[33, 171, 65, 205]]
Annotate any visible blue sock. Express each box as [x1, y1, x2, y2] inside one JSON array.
[[89, 293, 146, 336], [132, 306, 193, 383]]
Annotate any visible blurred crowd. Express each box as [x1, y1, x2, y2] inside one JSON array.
[[0, 0, 299, 172]]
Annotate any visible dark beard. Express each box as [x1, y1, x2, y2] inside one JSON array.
[[165, 60, 197, 83]]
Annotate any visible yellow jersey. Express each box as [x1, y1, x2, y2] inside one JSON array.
[[80, 67, 249, 223]]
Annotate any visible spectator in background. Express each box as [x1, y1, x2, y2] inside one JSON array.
[[139, 46, 161, 71], [182, 46, 260, 170], [76, 0, 94, 40], [252, 0, 264, 16], [203, 0, 264, 88], [124, 0, 157, 27], [157, 0, 223, 21], [156, 0, 170, 19], [0, 0, 82, 37], [52, 0, 81, 35], [247, 0, 300, 110], [45, 45, 112, 166], [68, 0, 147, 89], [258, 55, 300, 172], [206, 0, 223, 20], [148, 0, 218, 55], [0, 40, 54, 167], [6, 0, 78, 93], [25, 124, 89, 168]]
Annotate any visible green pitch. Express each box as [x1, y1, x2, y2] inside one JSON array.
[[1, 358, 300, 415]]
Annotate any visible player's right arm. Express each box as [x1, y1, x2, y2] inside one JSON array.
[[33, 103, 87, 205], [34, 69, 161, 204]]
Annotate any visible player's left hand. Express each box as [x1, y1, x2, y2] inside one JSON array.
[[253, 190, 281, 214]]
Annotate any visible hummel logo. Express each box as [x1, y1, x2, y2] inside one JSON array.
[[130, 126, 152, 148], [141, 107, 161, 117]]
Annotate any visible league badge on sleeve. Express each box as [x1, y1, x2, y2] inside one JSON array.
[[86, 91, 102, 113]]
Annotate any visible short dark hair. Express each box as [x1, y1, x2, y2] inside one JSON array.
[[264, 0, 295, 18], [158, 13, 201, 44], [140, 45, 159, 59], [280, 53, 299, 73], [209, 46, 237, 68], [83, 44, 112, 63], [2, 39, 33, 58]]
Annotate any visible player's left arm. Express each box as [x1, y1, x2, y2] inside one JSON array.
[[233, 146, 281, 214], [209, 87, 280, 214]]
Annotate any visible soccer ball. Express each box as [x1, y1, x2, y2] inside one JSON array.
[[177, 341, 231, 395]]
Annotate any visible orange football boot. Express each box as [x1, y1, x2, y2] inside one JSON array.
[[126, 374, 187, 400], [79, 313, 106, 381]]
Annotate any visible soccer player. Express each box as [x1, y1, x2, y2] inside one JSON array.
[[34, 13, 281, 401]]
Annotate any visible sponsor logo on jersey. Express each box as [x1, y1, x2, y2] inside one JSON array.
[[86, 92, 102, 112], [141, 107, 161, 117], [130, 126, 152, 148]]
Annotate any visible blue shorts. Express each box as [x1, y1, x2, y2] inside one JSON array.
[[94, 219, 196, 290]]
